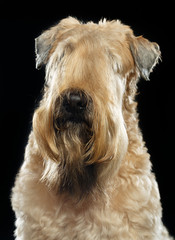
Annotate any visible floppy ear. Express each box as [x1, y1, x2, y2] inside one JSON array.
[[129, 36, 161, 80], [35, 25, 59, 69], [35, 17, 80, 69]]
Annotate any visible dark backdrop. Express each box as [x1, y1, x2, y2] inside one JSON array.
[[1, 2, 174, 239]]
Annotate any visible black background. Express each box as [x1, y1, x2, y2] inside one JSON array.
[[1, 2, 175, 239]]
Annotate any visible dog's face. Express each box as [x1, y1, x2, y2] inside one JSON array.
[[33, 17, 160, 196]]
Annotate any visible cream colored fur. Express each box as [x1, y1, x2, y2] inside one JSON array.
[[11, 17, 173, 240]]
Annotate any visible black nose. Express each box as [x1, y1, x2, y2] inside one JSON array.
[[63, 91, 87, 114]]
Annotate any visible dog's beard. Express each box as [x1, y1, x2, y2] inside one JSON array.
[[36, 93, 127, 197], [54, 119, 97, 196]]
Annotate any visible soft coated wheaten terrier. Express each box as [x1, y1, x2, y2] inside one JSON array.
[[11, 17, 173, 240]]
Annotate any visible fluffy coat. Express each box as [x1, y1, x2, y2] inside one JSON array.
[[11, 17, 173, 240]]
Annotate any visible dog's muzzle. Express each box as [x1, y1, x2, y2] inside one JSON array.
[[55, 89, 93, 128]]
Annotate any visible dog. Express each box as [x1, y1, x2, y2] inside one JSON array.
[[11, 17, 173, 240]]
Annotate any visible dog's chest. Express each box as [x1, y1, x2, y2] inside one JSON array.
[[37, 198, 127, 240]]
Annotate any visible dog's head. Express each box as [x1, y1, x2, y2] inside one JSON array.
[[33, 17, 160, 195]]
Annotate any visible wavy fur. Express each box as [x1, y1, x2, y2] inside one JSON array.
[[11, 17, 173, 240]]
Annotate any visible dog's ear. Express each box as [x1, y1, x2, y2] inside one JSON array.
[[35, 25, 58, 69], [35, 17, 80, 69], [129, 36, 161, 80]]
